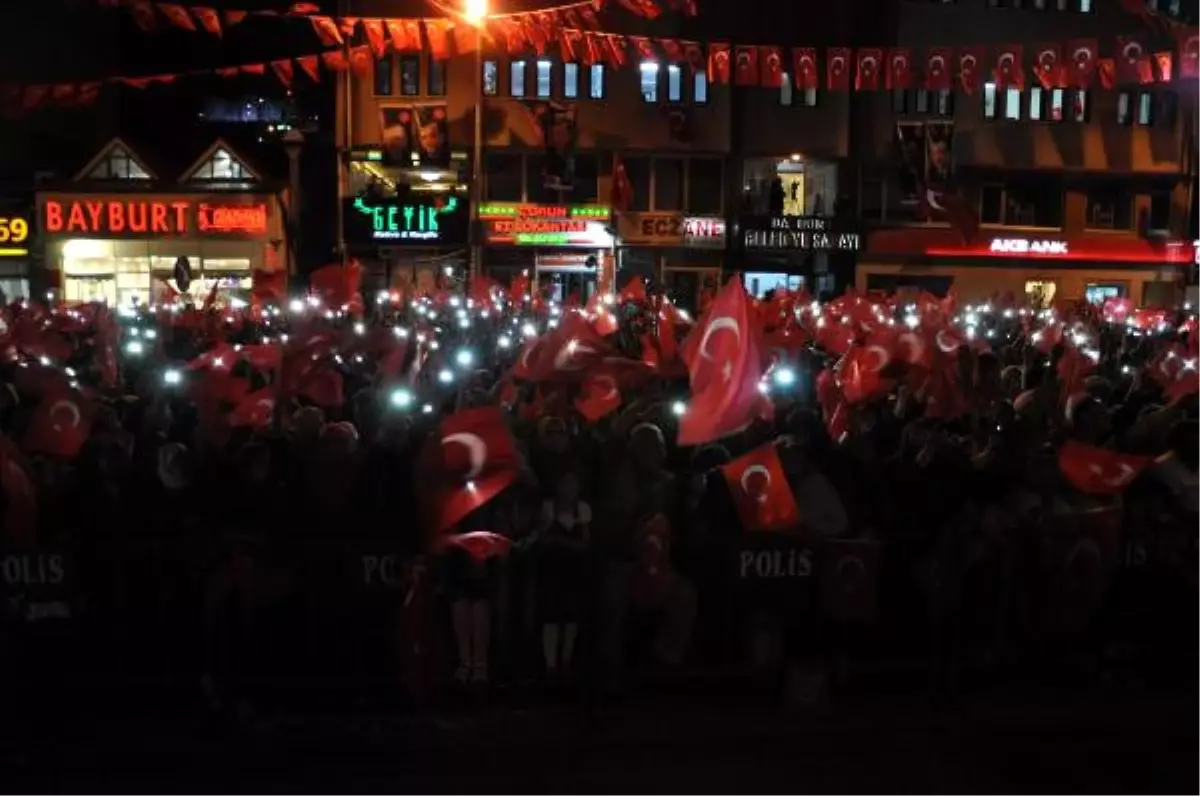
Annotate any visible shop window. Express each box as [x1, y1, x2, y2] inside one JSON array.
[[428, 57, 446, 96], [399, 56, 420, 96], [797, 87, 818, 107], [510, 60, 527, 97], [653, 158, 684, 210], [640, 62, 659, 102], [1085, 283, 1126, 304], [573, 154, 599, 202], [1024, 280, 1057, 309], [1004, 87, 1021, 120], [535, 60, 552, 98], [1148, 189, 1172, 231], [85, 143, 152, 180], [1077, 0, 1092, 10], [666, 65, 683, 102], [482, 60, 499, 96], [589, 64, 606, 98], [188, 147, 255, 182], [1072, 90, 1089, 121], [891, 89, 907, 113], [934, 89, 953, 116], [687, 157, 723, 214], [980, 179, 1064, 227], [693, 71, 708, 104], [1028, 87, 1044, 120], [915, 90, 931, 113], [1085, 183, 1133, 230], [484, 152, 523, 201], [1136, 92, 1154, 125], [1143, 280, 1176, 307], [982, 82, 997, 119], [623, 156, 651, 210], [373, 54, 393, 96], [563, 63, 579, 99], [1117, 91, 1132, 125]]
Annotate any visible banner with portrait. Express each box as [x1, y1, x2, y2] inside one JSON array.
[[893, 122, 926, 205], [525, 101, 578, 192], [411, 104, 450, 168], [378, 106, 413, 166], [924, 121, 955, 191]]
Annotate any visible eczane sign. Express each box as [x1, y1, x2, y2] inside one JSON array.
[[989, 238, 1069, 255]]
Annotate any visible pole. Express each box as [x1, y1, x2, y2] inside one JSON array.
[[469, 29, 484, 283]]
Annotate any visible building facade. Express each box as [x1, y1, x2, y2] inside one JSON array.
[[853, 0, 1198, 305], [334, 1, 862, 309]]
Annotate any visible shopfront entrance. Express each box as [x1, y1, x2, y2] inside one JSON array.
[[616, 211, 726, 312], [479, 202, 614, 299]]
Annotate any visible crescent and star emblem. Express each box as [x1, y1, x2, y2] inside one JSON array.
[[897, 331, 924, 364], [861, 55, 878, 73], [925, 189, 946, 211], [936, 330, 961, 353], [997, 53, 1014, 74], [698, 316, 741, 382], [929, 55, 945, 74], [739, 464, 771, 503], [799, 55, 814, 73], [865, 345, 890, 372], [1122, 42, 1142, 62], [831, 55, 845, 74], [592, 374, 619, 401], [442, 432, 487, 480], [1038, 50, 1056, 71], [553, 341, 597, 371], [960, 54, 977, 73], [49, 400, 81, 433]]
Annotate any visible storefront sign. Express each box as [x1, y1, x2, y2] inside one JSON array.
[[0, 213, 30, 256], [741, 216, 860, 252], [479, 202, 612, 247], [39, 195, 272, 238], [619, 212, 727, 248], [344, 195, 468, 245], [989, 237, 1069, 255]]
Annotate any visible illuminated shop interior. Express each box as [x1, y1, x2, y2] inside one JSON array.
[[55, 238, 260, 306], [348, 150, 469, 197], [741, 156, 838, 216]]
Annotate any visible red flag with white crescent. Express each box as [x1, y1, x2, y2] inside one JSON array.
[[720, 442, 800, 533]]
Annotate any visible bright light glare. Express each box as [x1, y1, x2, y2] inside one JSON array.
[[497, 334, 512, 349], [670, 400, 687, 417], [125, 340, 145, 355], [521, 323, 537, 338], [390, 388, 413, 409], [772, 367, 797, 387], [438, 368, 454, 384], [289, 299, 304, 313], [163, 369, 182, 386], [455, 349, 474, 367]]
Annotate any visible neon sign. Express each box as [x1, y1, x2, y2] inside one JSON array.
[[989, 238, 1069, 255], [479, 203, 612, 247], [40, 196, 271, 237], [0, 215, 30, 257], [352, 196, 458, 241]]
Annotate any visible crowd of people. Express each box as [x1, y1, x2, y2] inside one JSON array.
[[0, 262, 1196, 720]]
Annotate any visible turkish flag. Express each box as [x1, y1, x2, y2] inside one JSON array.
[[820, 539, 882, 622], [297, 364, 344, 408], [759, 46, 785, 87], [1177, 28, 1199, 79], [957, 45, 986, 94], [525, 311, 612, 382], [230, 387, 276, 429], [993, 44, 1024, 89], [1154, 51, 1173, 83], [1097, 57, 1117, 89], [363, 19, 387, 57], [618, 275, 648, 304], [629, 35, 657, 61], [1146, 344, 1199, 403], [437, 531, 512, 562], [23, 386, 92, 459], [826, 47, 851, 90], [1116, 36, 1154, 84], [310, 261, 363, 310], [1033, 43, 1063, 89], [425, 19, 451, 60], [920, 187, 979, 243], [677, 277, 766, 446], [574, 369, 623, 422], [734, 46, 759, 86], [837, 343, 893, 405], [157, 3, 196, 30], [925, 46, 953, 91], [1058, 440, 1153, 496], [708, 42, 731, 84], [855, 48, 883, 91], [192, 6, 222, 35], [310, 15, 342, 46], [792, 47, 819, 90], [421, 406, 521, 534], [683, 40, 705, 74], [1066, 39, 1098, 87], [659, 37, 683, 63], [720, 443, 800, 533], [348, 45, 374, 78], [887, 48, 911, 90]]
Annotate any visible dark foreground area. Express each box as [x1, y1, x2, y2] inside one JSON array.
[[4, 683, 1196, 793]]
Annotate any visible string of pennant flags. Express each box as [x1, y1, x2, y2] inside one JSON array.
[[4, 0, 1196, 117]]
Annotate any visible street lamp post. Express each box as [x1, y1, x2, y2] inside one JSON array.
[[467, 0, 487, 283]]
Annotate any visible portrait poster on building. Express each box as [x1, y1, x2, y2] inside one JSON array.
[[925, 121, 954, 190], [379, 106, 413, 166], [525, 101, 577, 192], [412, 104, 450, 167], [893, 122, 926, 205]]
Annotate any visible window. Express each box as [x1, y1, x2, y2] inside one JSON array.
[[687, 158, 723, 214], [1072, 90, 1089, 122], [563, 63, 579, 99], [535, 60, 552, 98], [510, 60, 527, 97], [640, 62, 659, 102], [797, 88, 818, 108], [190, 147, 253, 182], [1077, 0, 1092, 10], [399, 56, 420, 96], [1085, 283, 1124, 304], [623, 156, 651, 210], [373, 54, 393, 96], [589, 64, 606, 98], [1004, 87, 1021, 120], [980, 180, 1064, 227], [983, 82, 997, 118], [573, 154, 599, 202], [1148, 190, 1172, 231], [1028, 87, 1044, 120], [1137, 92, 1153, 125], [693, 71, 708, 104], [891, 89, 907, 113], [666, 64, 682, 102], [653, 158, 684, 210], [1048, 89, 1064, 120], [1117, 91, 1132, 125], [428, 57, 446, 96], [485, 152, 523, 201], [86, 144, 152, 180], [914, 89, 930, 114], [482, 60, 498, 96], [1158, 91, 1178, 126], [1025, 280, 1058, 309], [781, 74, 794, 106], [1085, 183, 1133, 230]]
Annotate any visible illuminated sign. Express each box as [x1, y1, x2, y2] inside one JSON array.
[[741, 216, 860, 252], [618, 213, 726, 248], [989, 238, 1069, 255], [344, 195, 467, 244], [479, 203, 612, 247], [0, 214, 30, 257], [39, 195, 271, 238]]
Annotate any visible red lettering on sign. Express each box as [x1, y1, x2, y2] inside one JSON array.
[[85, 202, 104, 232], [127, 202, 147, 232], [171, 202, 189, 233], [67, 203, 87, 233], [45, 201, 63, 232], [108, 202, 125, 233], [150, 203, 168, 233]]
